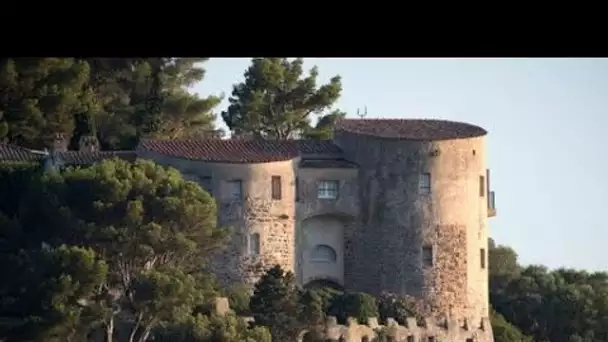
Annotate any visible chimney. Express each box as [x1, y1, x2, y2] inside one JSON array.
[[79, 135, 100, 152], [51, 133, 69, 152]]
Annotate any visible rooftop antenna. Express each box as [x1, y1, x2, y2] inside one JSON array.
[[356, 106, 368, 118]]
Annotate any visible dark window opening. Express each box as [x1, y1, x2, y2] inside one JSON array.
[[227, 180, 243, 201], [295, 177, 300, 201], [422, 245, 434, 267], [480, 175, 485, 197], [480, 248, 486, 269], [419, 173, 431, 194], [271, 176, 282, 200], [249, 233, 260, 255]]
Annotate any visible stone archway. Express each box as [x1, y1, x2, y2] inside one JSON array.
[[304, 277, 344, 291], [300, 214, 348, 287]]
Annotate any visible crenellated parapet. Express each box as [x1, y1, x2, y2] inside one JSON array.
[[212, 297, 493, 342], [305, 315, 493, 342]]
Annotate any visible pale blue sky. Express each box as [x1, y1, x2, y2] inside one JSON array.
[[192, 58, 608, 272]]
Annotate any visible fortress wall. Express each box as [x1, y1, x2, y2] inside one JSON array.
[[212, 297, 494, 342]]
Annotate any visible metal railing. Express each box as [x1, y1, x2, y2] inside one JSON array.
[[488, 191, 496, 210]]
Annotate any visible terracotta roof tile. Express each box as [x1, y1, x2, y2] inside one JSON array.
[[139, 139, 301, 163], [57, 151, 137, 165], [0, 144, 44, 162], [335, 118, 487, 140], [0, 144, 136, 165]]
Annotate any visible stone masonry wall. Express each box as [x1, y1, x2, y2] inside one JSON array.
[[333, 131, 490, 326], [308, 315, 493, 342], [136, 149, 297, 288]]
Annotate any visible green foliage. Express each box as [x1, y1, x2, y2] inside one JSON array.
[[0, 58, 92, 149], [489, 238, 608, 342], [221, 58, 342, 139], [225, 283, 252, 316], [0, 245, 108, 342], [491, 310, 533, 342], [298, 289, 326, 341], [327, 291, 378, 325], [0, 158, 229, 341], [377, 292, 424, 325], [0, 161, 40, 218], [154, 313, 271, 342], [249, 265, 303, 341], [0, 58, 221, 150], [303, 109, 346, 140]]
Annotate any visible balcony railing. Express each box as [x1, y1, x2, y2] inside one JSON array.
[[488, 191, 496, 217]]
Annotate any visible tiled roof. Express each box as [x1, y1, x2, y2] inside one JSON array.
[[57, 151, 137, 165], [139, 139, 301, 163], [295, 140, 343, 155], [0, 144, 136, 165], [0, 144, 44, 162], [335, 118, 487, 140]]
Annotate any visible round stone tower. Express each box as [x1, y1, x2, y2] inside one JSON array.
[[136, 139, 299, 289], [334, 118, 491, 323], [209, 160, 298, 288]]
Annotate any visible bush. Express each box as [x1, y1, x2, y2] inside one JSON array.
[[491, 310, 533, 342], [327, 292, 378, 324], [377, 292, 424, 325], [226, 283, 252, 315]]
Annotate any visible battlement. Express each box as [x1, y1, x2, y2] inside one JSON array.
[[212, 297, 494, 342], [305, 315, 493, 342]]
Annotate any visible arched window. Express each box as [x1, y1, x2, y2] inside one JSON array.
[[249, 233, 260, 255], [310, 244, 337, 263]]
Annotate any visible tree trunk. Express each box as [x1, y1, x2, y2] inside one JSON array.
[[105, 317, 114, 342]]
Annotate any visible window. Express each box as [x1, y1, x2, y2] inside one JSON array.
[[419, 173, 431, 195], [480, 248, 486, 269], [407, 336, 415, 342], [428, 337, 435, 342], [466, 339, 474, 342], [248, 233, 260, 255], [422, 245, 434, 267], [201, 176, 213, 195], [310, 245, 337, 263], [317, 180, 339, 199], [295, 177, 300, 201], [226, 180, 243, 201], [271, 176, 282, 200], [479, 175, 485, 197]]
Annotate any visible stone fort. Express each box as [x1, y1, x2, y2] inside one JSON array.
[[0, 118, 497, 341]]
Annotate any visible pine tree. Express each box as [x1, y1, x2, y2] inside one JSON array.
[[222, 58, 342, 139]]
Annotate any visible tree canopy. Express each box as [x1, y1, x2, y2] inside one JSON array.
[[0, 159, 235, 341], [0, 58, 222, 150], [221, 58, 343, 140]]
